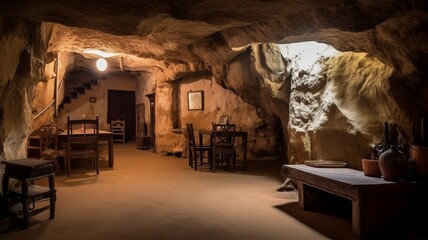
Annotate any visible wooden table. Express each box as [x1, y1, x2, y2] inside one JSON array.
[[281, 164, 428, 237], [58, 130, 114, 168], [199, 129, 248, 170]]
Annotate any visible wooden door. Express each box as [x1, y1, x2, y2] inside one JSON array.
[[136, 103, 151, 149], [146, 93, 155, 151], [108, 90, 136, 142]]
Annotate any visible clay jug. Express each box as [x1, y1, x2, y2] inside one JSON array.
[[378, 145, 409, 181], [411, 145, 428, 181]]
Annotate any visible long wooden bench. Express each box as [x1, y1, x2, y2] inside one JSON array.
[[281, 164, 428, 238]]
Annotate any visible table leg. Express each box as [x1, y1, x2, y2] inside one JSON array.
[[243, 133, 247, 171], [198, 133, 203, 168], [108, 138, 114, 168]]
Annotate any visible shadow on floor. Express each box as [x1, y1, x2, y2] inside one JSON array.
[[275, 202, 358, 240], [275, 201, 428, 240]]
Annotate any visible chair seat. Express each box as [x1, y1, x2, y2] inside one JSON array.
[[69, 149, 97, 158], [2, 159, 54, 178], [198, 145, 212, 150]]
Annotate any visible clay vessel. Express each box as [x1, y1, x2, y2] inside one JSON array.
[[411, 145, 428, 181], [378, 145, 408, 181], [361, 159, 382, 177]]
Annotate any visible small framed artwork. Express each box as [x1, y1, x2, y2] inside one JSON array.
[[89, 97, 96, 103], [218, 115, 229, 124], [187, 90, 204, 111]]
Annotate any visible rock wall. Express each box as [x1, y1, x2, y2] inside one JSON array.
[[223, 42, 417, 169], [0, 18, 52, 192], [0, 18, 52, 160], [0, 1, 427, 176], [148, 72, 280, 158]]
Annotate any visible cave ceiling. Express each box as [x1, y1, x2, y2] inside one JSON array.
[[1, 0, 427, 80]]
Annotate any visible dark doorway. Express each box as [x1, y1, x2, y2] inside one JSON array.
[[108, 90, 136, 142]]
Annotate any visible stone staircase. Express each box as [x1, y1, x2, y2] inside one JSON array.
[[58, 78, 99, 114]]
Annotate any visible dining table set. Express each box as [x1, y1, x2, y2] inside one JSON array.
[[186, 115, 248, 172], [198, 128, 248, 171], [57, 129, 115, 168]]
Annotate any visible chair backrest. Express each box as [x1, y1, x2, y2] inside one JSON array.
[[111, 119, 125, 131], [186, 123, 197, 153], [40, 124, 59, 152], [212, 123, 236, 148], [66, 115, 99, 150]]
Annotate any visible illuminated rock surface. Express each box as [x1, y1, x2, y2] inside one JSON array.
[[0, 1, 427, 169]]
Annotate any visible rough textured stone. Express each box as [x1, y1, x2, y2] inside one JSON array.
[[0, 1, 427, 173]]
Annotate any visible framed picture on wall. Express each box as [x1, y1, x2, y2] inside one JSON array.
[[187, 90, 204, 111]]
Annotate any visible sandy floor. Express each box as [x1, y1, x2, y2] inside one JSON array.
[[0, 143, 374, 240]]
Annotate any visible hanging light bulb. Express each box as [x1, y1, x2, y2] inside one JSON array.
[[96, 57, 107, 71]]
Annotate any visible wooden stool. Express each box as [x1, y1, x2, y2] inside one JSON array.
[[1, 158, 56, 229]]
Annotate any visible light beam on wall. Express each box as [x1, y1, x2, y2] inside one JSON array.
[[96, 57, 108, 71], [83, 49, 120, 58]]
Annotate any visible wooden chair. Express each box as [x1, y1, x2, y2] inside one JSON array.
[[66, 116, 99, 177], [212, 123, 236, 173], [39, 124, 67, 171], [186, 123, 212, 171], [111, 119, 125, 143]]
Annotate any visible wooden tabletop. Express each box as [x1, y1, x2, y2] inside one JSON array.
[[283, 164, 398, 186], [58, 129, 112, 135]]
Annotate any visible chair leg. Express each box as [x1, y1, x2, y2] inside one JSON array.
[[188, 150, 192, 168], [49, 175, 56, 219], [212, 151, 216, 173], [231, 153, 236, 172], [67, 157, 71, 177], [96, 157, 99, 175], [208, 150, 213, 172], [199, 148, 203, 166]]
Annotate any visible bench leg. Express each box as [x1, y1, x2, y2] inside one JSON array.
[[49, 175, 56, 219], [297, 181, 321, 210], [22, 180, 30, 229], [2, 175, 9, 214], [352, 199, 361, 237]]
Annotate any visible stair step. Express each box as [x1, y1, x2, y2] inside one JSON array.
[[27, 134, 41, 158], [61, 79, 100, 110], [27, 146, 40, 150], [76, 86, 85, 94], [70, 91, 79, 99], [63, 96, 71, 103], [83, 82, 92, 90], [90, 79, 98, 85], [27, 146, 40, 158], [28, 136, 40, 147]]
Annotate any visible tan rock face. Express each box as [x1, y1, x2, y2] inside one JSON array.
[[0, 1, 427, 172]]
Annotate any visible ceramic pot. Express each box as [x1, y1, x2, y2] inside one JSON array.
[[411, 145, 428, 181], [361, 159, 382, 177], [378, 145, 408, 181]]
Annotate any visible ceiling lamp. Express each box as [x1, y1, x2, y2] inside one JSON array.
[[96, 57, 108, 71]]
